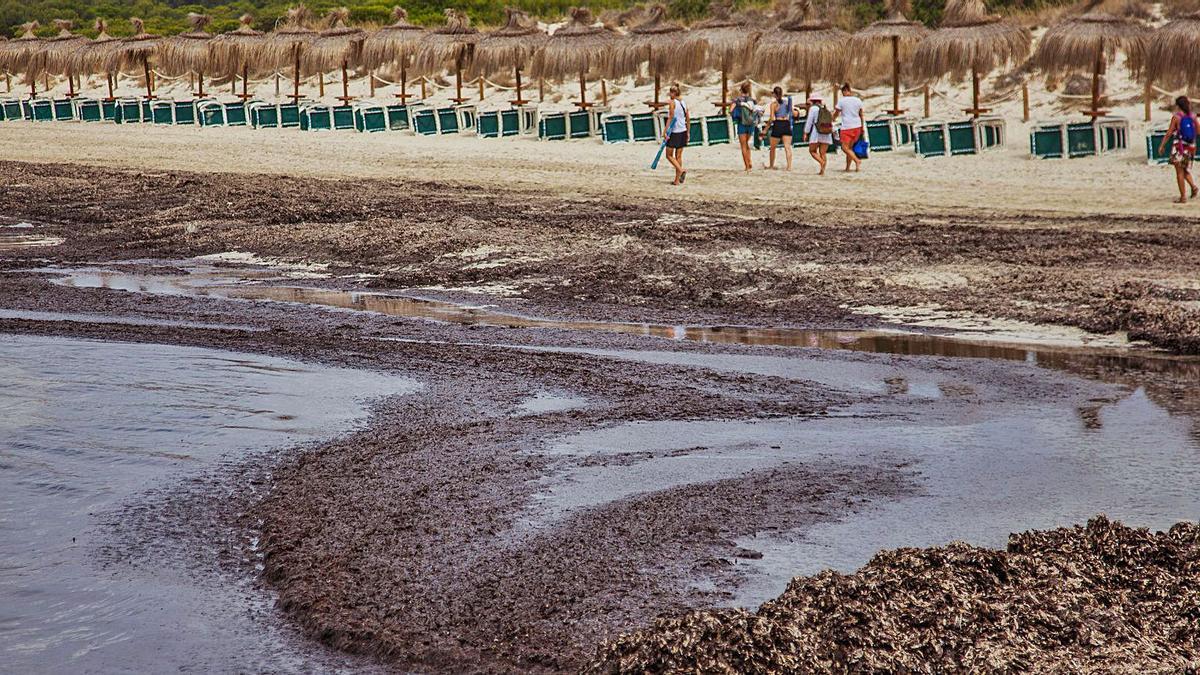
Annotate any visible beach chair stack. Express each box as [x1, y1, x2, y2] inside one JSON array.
[[599, 111, 735, 147], [914, 116, 1007, 158], [1145, 126, 1171, 164], [1029, 117, 1129, 159]]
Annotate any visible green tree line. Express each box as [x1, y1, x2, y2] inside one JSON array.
[[0, 0, 1062, 42]]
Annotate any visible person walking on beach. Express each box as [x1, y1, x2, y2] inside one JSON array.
[[803, 95, 834, 176], [663, 84, 689, 185], [765, 86, 795, 171], [1159, 95, 1199, 204], [731, 82, 757, 172], [836, 83, 865, 172]]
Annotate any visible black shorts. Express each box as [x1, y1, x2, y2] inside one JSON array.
[[770, 120, 793, 139], [666, 131, 688, 149]]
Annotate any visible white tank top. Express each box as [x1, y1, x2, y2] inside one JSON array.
[[668, 99, 687, 133]]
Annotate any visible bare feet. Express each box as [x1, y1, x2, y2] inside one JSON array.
[[1191, 186, 1198, 198], [1174, 197, 1187, 204]]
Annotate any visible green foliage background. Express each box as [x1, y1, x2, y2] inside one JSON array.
[[0, 0, 1056, 41]]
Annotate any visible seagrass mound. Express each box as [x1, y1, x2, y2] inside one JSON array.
[[585, 516, 1200, 673]]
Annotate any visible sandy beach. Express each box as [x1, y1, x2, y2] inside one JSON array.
[[2, 40, 1199, 672]]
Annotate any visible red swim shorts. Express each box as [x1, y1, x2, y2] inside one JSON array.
[[840, 126, 863, 146]]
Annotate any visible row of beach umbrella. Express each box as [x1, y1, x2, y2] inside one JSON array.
[[0, 0, 1193, 119]]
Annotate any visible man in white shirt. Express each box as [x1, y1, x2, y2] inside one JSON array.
[[836, 82, 865, 172]]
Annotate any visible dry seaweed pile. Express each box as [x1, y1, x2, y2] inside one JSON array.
[[586, 517, 1200, 673]]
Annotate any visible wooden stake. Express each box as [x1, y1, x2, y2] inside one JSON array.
[[601, 79, 608, 107], [923, 84, 930, 118], [1144, 80, 1152, 122], [421, 77, 427, 99], [369, 70, 376, 97], [142, 55, 154, 99], [319, 72, 325, 97], [1022, 81, 1029, 122], [5, 73, 10, 93], [539, 77, 544, 102], [478, 77, 484, 101]]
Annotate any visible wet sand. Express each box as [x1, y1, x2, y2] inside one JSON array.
[[1, 159, 1199, 671]]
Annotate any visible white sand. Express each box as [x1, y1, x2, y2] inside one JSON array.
[[2, 18, 1196, 222]]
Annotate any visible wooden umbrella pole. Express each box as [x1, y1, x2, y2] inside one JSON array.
[[5, 73, 10, 93], [455, 68, 463, 102], [478, 76, 484, 101], [970, 68, 981, 118], [1022, 81, 1029, 122], [67, 73, 76, 98], [890, 35, 901, 115], [242, 63, 250, 100], [1144, 80, 1152, 122], [601, 79, 608, 106], [340, 61, 351, 102], [397, 64, 408, 101], [717, 67, 728, 111], [106, 73, 114, 100], [805, 80, 811, 101], [197, 71, 205, 97], [143, 55, 154, 99], [1088, 51, 1104, 118], [292, 45, 301, 100], [652, 72, 661, 109], [539, 77, 544, 102], [513, 67, 524, 106], [578, 70, 589, 108], [420, 77, 427, 99], [370, 70, 376, 97], [923, 84, 930, 118], [29, 73, 36, 98], [318, 72, 325, 97]]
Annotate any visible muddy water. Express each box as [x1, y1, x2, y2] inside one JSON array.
[[38, 262, 1200, 614], [0, 334, 415, 672]]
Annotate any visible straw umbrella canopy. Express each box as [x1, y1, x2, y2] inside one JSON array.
[[1145, 11, 1200, 91], [751, 0, 851, 99], [43, 20, 89, 97], [108, 18, 162, 99], [850, 0, 928, 115], [610, 4, 703, 109], [360, 7, 425, 101], [681, 0, 758, 110], [414, 9, 479, 104], [267, 5, 319, 101], [71, 19, 119, 99], [912, 0, 1031, 118], [0, 22, 46, 97], [1033, 6, 1147, 117], [210, 14, 265, 100], [471, 7, 547, 106], [531, 7, 619, 108], [158, 13, 215, 96], [304, 8, 366, 103]]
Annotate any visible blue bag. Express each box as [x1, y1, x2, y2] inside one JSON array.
[[853, 137, 870, 159]]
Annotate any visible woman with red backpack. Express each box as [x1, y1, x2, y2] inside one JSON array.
[[1158, 96, 1199, 204]]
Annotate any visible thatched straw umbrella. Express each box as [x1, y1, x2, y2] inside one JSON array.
[[1033, 5, 1147, 117], [210, 14, 264, 101], [531, 7, 618, 108], [1145, 11, 1200, 92], [0, 22, 45, 97], [159, 13, 214, 96], [304, 8, 366, 103], [610, 4, 703, 109], [414, 9, 479, 104], [108, 18, 162, 99], [850, 0, 928, 115], [44, 20, 88, 98], [360, 7, 425, 102], [751, 0, 850, 100], [472, 7, 547, 106], [912, 0, 1031, 118], [267, 6, 319, 101], [72, 19, 119, 99], [681, 0, 758, 111]]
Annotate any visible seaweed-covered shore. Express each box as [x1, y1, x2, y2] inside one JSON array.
[[587, 517, 1200, 673]]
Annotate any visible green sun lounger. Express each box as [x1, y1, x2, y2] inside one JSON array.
[[1066, 122, 1098, 158], [115, 98, 144, 123], [947, 121, 977, 155], [687, 117, 704, 146], [0, 99, 19, 120], [150, 101, 175, 124], [476, 110, 502, 138], [76, 99, 104, 122], [52, 98, 74, 121], [437, 106, 460, 134], [567, 110, 592, 139], [412, 107, 437, 135], [1030, 123, 1066, 159], [27, 99, 53, 121], [331, 105, 355, 130], [915, 122, 948, 157], [279, 103, 301, 128], [500, 109, 521, 137], [602, 113, 632, 143], [301, 104, 332, 131], [386, 104, 410, 131], [866, 119, 894, 151], [704, 115, 732, 145], [630, 113, 658, 142], [538, 112, 567, 140], [354, 104, 387, 133], [1146, 127, 1170, 164]]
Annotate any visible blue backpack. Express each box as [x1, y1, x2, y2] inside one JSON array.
[[1180, 113, 1197, 144]]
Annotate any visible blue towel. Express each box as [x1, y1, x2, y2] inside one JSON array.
[[650, 138, 668, 169]]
